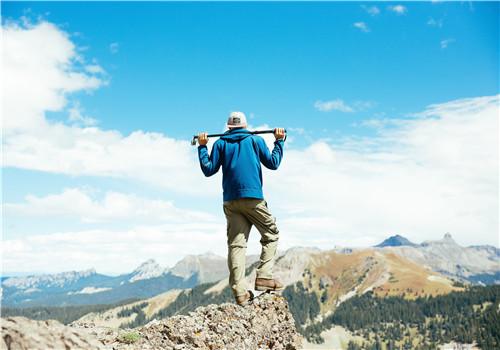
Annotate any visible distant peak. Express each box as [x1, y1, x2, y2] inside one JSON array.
[[200, 251, 223, 259], [421, 232, 459, 247], [375, 235, 417, 248], [136, 259, 158, 268], [441, 232, 456, 244], [129, 259, 165, 282]]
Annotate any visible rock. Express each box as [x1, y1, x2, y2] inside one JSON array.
[[2, 294, 302, 350], [1, 316, 106, 349]]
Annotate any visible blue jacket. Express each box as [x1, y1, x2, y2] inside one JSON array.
[[198, 128, 284, 201]]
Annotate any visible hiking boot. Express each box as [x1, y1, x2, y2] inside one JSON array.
[[255, 277, 284, 292], [235, 290, 254, 306]]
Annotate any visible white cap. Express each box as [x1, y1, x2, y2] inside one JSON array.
[[226, 111, 247, 129]]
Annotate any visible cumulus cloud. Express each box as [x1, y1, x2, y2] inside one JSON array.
[[353, 21, 370, 33], [5, 188, 216, 223], [2, 20, 218, 196], [2, 224, 227, 274], [388, 5, 407, 15], [267, 95, 499, 248], [2, 21, 105, 132]]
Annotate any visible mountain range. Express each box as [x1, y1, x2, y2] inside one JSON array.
[[1, 234, 498, 308], [1, 252, 235, 307]]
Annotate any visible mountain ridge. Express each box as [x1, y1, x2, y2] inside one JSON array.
[[2, 234, 498, 308]]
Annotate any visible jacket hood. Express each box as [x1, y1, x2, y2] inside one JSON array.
[[220, 128, 252, 143]]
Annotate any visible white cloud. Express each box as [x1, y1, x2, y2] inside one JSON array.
[[2, 21, 105, 132], [314, 99, 374, 113], [314, 99, 354, 113], [2, 20, 218, 196], [388, 5, 407, 15], [267, 95, 499, 248], [361, 5, 380, 16], [440, 38, 455, 49], [2, 224, 227, 274], [5, 188, 216, 223], [427, 17, 443, 28], [85, 64, 105, 74], [109, 42, 119, 54], [353, 21, 370, 33], [68, 102, 98, 126]]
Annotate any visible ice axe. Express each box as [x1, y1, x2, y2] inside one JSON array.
[[191, 128, 287, 146]]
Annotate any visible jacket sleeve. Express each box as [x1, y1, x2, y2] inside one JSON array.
[[256, 137, 284, 170], [198, 141, 223, 177]]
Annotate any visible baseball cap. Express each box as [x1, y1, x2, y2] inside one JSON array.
[[226, 111, 247, 129]]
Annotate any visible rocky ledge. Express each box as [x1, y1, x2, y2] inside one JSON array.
[[2, 293, 302, 350]]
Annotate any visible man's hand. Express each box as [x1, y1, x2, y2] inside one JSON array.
[[198, 132, 208, 146], [274, 128, 285, 140]]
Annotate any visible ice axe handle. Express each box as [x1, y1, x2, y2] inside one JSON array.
[[191, 128, 286, 146]]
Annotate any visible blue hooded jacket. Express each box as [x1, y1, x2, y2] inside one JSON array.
[[198, 128, 284, 202]]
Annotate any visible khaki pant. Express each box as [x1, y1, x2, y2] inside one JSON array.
[[223, 198, 279, 297]]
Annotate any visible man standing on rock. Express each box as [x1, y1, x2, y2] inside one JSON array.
[[197, 111, 286, 305]]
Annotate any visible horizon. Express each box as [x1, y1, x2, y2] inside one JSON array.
[[2, 2, 499, 275], [1, 232, 489, 276]]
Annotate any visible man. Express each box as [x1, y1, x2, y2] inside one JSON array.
[[197, 111, 286, 306]]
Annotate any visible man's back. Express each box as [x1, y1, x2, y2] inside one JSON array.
[[197, 128, 284, 201]]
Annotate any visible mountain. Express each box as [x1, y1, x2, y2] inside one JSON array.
[[169, 252, 228, 283], [74, 245, 460, 329], [387, 233, 500, 284], [374, 234, 417, 247], [0, 251, 261, 308], [1, 260, 197, 307], [3, 234, 498, 309], [1, 268, 105, 290], [128, 259, 167, 283]]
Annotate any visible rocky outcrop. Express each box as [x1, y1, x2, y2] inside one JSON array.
[[1, 317, 105, 350], [2, 293, 302, 350]]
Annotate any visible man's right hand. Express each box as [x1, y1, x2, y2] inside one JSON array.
[[274, 128, 285, 140], [198, 132, 208, 146]]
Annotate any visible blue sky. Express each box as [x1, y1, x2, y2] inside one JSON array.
[[2, 2, 499, 274]]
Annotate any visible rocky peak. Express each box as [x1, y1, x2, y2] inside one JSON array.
[[3, 294, 302, 350], [129, 259, 166, 283], [170, 252, 226, 283], [421, 232, 458, 247], [375, 234, 417, 248], [443, 232, 454, 242]]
